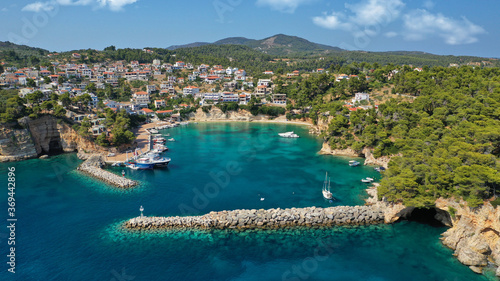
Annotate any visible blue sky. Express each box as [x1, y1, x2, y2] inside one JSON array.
[[0, 0, 498, 58]]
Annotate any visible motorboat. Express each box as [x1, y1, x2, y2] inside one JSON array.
[[133, 158, 155, 169], [167, 138, 176, 142], [143, 152, 171, 167], [361, 177, 374, 183], [278, 131, 299, 138], [152, 144, 168, 153], [349, 160, 360, 167]]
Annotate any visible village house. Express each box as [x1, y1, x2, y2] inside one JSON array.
[[154, 99, 166, 109], [352, 92, 370, 104], [183, 86, 200, 96], [272, 94, 287, 105], [132, 91, 150, 104]]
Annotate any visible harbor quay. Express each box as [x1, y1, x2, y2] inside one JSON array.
[[124, 205, 385, 230], [77, 154, 137, 188]]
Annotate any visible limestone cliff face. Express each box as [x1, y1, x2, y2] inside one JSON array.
[[189, 107, 277, 122], [318, 142, 396, 168], [0, 127, 38, 162], [309, 115, 333, 135], [0, 115, 107, 162], [437, 198, 500, 275]]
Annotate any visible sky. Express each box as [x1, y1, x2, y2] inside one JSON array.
[[0, 0, 499, 58]]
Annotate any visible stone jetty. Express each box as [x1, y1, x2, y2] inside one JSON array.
[[124, 205, 384, 230], [77, 154, 137, 188]]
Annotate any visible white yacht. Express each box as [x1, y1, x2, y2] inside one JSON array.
[[278, 131, 299, 138], [322, 172, 333, 200]]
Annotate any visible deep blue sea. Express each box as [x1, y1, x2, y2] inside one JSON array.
[[0, 122, 495, 280]]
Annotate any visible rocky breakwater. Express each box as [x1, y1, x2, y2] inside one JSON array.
[[124, 205, 385, 231], [437, 199, 500, 275], [77, 154, 137, 188]]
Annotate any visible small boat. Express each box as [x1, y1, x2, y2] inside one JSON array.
[[149, 129, 159, 134], [134, 158, 155, 169], [143, 152, 171, 167], [167, 138, 175, 142], [180, 122, 189, 126], [361, 177, 374, 183], [278, 131, 299, 138], [349, 160, 360, 167], [153, 137, 167, 143], [122, 170, 125, 177], [322, 172, 333, 200], [366, 177, 374, 181], [260, 198, 265, 201], [125, 163, 140, 170]]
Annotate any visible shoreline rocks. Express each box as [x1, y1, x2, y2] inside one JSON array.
[[77, 154, 137, 188], [437, 198, 500, 276], [318, 142, 398, 169], [124, 205, 385, 231]]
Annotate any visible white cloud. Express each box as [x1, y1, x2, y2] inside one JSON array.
[[403, 9, 486, 45], [1, 7, 8, 12], [346, 0, 404, 26], [256, 0, 312, 13], [384, 31, 397, 38], [313, 0, 404, 33], [21, 2, 55, 12], [21, 0, 137, 12], [97, 0, 138, 11], [313, 11, 352, 30]]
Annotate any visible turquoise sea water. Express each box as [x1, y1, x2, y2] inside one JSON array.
[[0, 122, 495, 280]]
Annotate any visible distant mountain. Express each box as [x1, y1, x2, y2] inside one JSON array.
[[166, 42, 210, 50], [0, 41, 49, 55], [167, 34, 344, 56]]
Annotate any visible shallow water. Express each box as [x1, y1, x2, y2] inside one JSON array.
[[0, 122, 493, 280]]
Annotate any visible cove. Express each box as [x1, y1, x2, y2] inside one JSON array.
[[0, 122, 492, 280]]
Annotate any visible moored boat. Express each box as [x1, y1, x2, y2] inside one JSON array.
[[349, 160, 360, 167], [322, 172, 333, 200], [143, 152, 171, 167], [278, 131, 299, 138]]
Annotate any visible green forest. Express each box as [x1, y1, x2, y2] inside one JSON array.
[[281, 65, 500, 207]]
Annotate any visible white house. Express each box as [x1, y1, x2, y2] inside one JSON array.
[[221, 92, 239, 102], [132, 91, 150, 104], [257, 79, 272, 87], [352, 92, 370, 104], [183, 86, 200, 96], [146, 85, 157, 94], [272, 94, 287, 105]]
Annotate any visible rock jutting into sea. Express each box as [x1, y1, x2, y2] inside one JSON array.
[[318, 142, 398, 169], [436, 198, 500, 275], [77, 154, 137, 188], [124, 205, 385, 231]]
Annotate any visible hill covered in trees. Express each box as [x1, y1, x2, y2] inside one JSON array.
[[281, 65, 500, 208]]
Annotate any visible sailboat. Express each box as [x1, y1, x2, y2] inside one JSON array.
[[322, 172, 333, 200]]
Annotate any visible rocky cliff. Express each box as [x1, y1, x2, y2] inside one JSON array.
[[318, 142, 396, 169], [189, 107, 281, 122], [0, 127, 38, 162], [437, 199, 500, 275], [0, 116, 106, 162]]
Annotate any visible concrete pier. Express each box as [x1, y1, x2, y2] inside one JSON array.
[[124, 205, 385, 230], [78, 154, 137, 188]]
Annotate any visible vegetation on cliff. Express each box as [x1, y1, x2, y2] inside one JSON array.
[[281, 65, 500, 208]]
